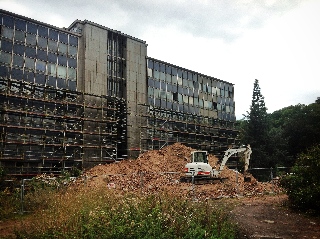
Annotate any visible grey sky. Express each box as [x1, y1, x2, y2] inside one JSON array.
[[1, 0, 320, 119]]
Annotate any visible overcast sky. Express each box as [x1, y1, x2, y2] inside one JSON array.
[[1, 0, 320, 119]]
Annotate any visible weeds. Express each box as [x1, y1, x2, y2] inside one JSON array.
[[10, 186, 235, 239]]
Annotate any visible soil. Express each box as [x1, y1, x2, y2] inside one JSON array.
[[1, 143, 320, 238]]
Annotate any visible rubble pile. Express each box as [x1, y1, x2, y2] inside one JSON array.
[[76, 143, 283, 199]]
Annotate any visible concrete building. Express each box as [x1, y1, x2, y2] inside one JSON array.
[[0, 9, 239, 176]]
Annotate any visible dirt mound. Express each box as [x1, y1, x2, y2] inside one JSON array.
[[74, 143, 283, 199]]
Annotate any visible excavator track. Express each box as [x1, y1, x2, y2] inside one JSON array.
[[180, 176, 228, 184]]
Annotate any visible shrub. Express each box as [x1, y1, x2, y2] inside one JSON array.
[[280, 144, 320, 212]]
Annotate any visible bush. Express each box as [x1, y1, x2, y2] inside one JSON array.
[[280, 144, 320, 212]]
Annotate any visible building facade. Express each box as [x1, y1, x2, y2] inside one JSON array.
[[0, 9, 239, 176]]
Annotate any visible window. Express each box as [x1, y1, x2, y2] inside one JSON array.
[[0, 51, 11, 64], [13, 44, 24, 55], [38, 37, 47, 49], [47, 63, 56, 76], [68, 45, 78, 57], [1, 40, 13, 52], [15, 19, 26, 31], [25, 46, 36, 58], [2, 27, 14, 39], [36, 60, 46, 72], [68, 67, 76, 80], [14, 30, 25, 42], [27, 22, 37, 34], [49, 29, 58, 41], [3, 15, 14, 28], [68, 80, 76, 91], [58, 55, 67, 66], [25, 57, 34, 70], [69, 35, 78, 46], [37, 49, 47, 61], [48, 39, 58, 52], [26, 33, 36, 46], [59, 33, 68, 44], [68, 57, 76, 68], [11, 68, 23, 80], [48, 52, 57, 63], [35, 73, 46, 85], [58, 42, 68, 55], [57, 65, 67, 78], [37, 26, 48, 37], [12, 54, 24, 66]]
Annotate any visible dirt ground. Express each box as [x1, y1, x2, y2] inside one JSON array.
[[230, 195, 320, 239], [1, 143, 320, 238]]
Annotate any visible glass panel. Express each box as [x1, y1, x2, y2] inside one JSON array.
[[153, 62, 159, 71], [11, 68, 23, 80], [68, 46, 78, 56], [25, 57, 35, 70], [68, 57, 76, 68], [13, 44, 24, 55], [25, 46, 36, 58], [15, 19, 26, 31], [38, 26, 48, 38], [69, 35, 78, 46], [58, 42, 68, 54], [148, 59, 153, 68], [25, 71, 34, 83], [68, 67, 76, 79], [48, 39, 57, 52], [14, 30, 25, 42], [159, 71, 165, 81], [38, 37, 47, 49], [3, 15, 14, 28], [37, 49, 47, 61], [26, 33, 36, 46], [59, 33, 68, 44], [35, 73, 46, 85], [47, 76, 56, 88], [2, 27, 14, 39], [57, 65, 67, 78], [12, 54, 24, 66], [153, 70, 159, 79], [26, 22, 37, 34], [49, 29, 58, 40], [47, 63, 56, 76], [68, 80, 76, 91], [48, 52, 57, 63], [36, 60, 46, 72], [0, 51, 11, 64], [58, 55, 67, 66], [57, 78, 66, 89]]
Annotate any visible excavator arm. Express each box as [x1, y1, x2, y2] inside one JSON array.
[[213, 145, 251, 177]]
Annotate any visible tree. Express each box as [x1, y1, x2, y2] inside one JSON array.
[[280, 144, 320, 213], [242, 79, 270, 168]]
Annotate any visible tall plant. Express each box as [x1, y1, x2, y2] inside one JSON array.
[[242, 79, 270, 168]]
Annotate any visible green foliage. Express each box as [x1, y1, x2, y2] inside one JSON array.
[[13, 190, 236, 239], [280, 144, 320, 212], [241, 79, 270, 168]]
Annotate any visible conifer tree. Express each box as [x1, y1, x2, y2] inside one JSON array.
[[243, 79, 269, 168]]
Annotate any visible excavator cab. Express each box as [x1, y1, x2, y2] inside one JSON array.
[[191, 151, 208, 163]]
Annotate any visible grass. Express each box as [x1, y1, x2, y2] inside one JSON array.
[[1, 181, 236, 239]]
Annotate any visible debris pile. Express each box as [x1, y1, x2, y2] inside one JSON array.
[[75, 143, 283, 199]]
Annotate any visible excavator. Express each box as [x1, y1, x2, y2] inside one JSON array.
[[180, 145, 252, 184]]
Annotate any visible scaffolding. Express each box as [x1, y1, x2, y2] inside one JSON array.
[[140, 105, 240, 158], [0, 78, 126, 176]]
